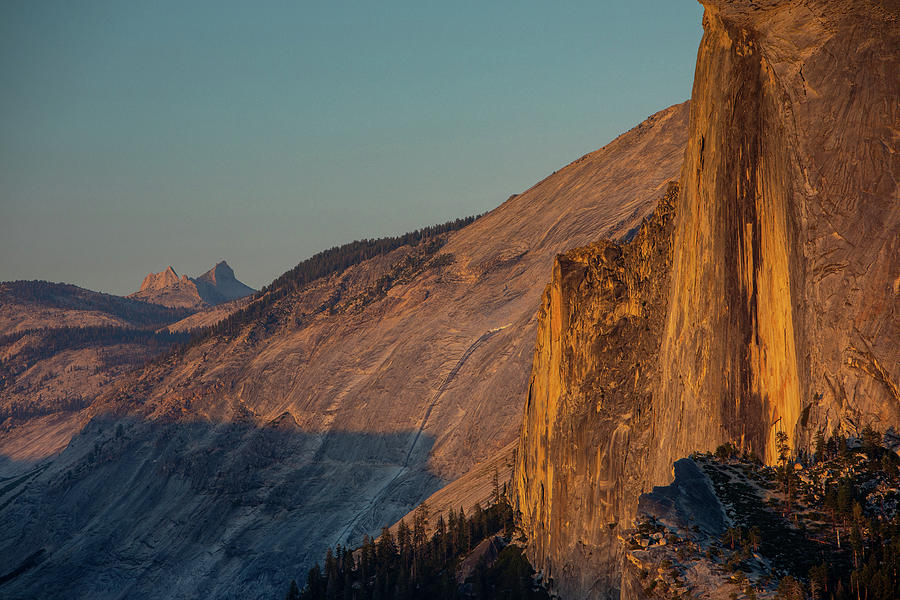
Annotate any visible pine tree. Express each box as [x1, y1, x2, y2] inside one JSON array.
[[304, 563, 325, 600], [457, 507, 470, 552], [447, 510, 458, 556], [814, 430, 826, 462], [413, 503, 429, 548], [472, 502, 485, 541], [397, 518, 411, 557], [435, 514, 448, 561], [491, 467, 501, 506], [286, 579, 301, 600], [377, 526, 397, 565]]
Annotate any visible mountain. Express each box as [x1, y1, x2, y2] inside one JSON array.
[[128, 261, 255, 309], [137, 266, 181, 293], [0, 102, 690, 599], [192, 262, 256, 306], [515, 1, 899, 598]]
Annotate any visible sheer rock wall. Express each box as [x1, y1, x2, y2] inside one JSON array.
[[515, 1, 899, 597], [516, 186, 678, 599]]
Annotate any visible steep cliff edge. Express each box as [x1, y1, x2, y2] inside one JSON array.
[[516, 185, 679, 599], [653, 0, 899, 478], [516, 1, 899, 598]]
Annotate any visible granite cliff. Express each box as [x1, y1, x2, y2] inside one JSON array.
[[515, 1, 899, 598], [516, 185, 679, 598]]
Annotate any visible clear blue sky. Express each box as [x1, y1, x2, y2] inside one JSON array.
[[0, 1, 703, 295]]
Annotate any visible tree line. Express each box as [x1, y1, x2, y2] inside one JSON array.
[[712, 425, 900, 600], [1, 280, 191, 328], [0, 325, 190, 390], [287, 482, 548, 600], [176, 214, 480, 350], [0, 393, 92, 423]]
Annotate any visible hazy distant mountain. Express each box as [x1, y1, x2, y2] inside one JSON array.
[[128, 261, 255, 309], [0, 265, 252, 469], [0, 280, 188, 336], [192, 261, 256, 305]]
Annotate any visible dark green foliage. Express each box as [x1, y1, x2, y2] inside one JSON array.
[[0, 326, 189, 364], [264, 217, 478, 299], [715, 443, 739, 460], [808, 428, 900, 600], [814, 430, 827, 461], [477, 546, 547, 600], [777, 575, 804, 600], [708, 427, 900, 599], [860, 425, 881, 451], [706, 462, 820, 576], [289, 494, 547, 600], [0, 282, 189, 400], [773, 430, 800, 517], [286, 580, 301, 600]]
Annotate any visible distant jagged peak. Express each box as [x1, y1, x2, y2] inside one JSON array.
[[195, 260, 236, 286], [139, 266, 181, 292], [130, 260, 254, 308], [192, 260, 255, 304]]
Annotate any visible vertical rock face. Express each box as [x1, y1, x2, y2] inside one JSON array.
[[516, 186, 678, 599], [516, 1, 899, 598], [654, 0, 899, 474]]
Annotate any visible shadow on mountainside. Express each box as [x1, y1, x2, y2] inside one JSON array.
[[0, 415, 443, 600]]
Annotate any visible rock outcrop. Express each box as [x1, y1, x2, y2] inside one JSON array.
[[516, 186, 679, 599], [138, 266, 181, 293], [129, 261, 255, 309], [515, 1, 899, 598]]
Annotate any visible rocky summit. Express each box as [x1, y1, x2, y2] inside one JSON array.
[[129, 261, 255, 309]]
